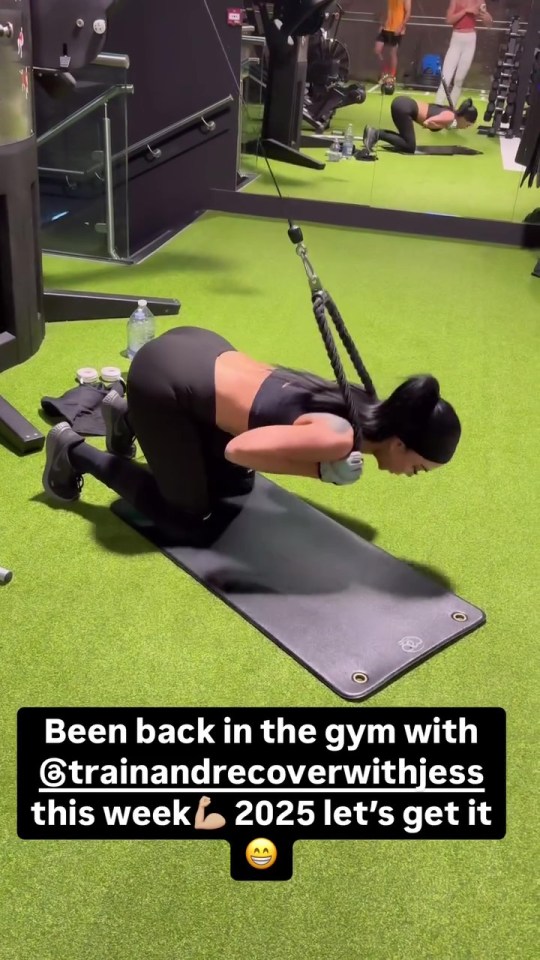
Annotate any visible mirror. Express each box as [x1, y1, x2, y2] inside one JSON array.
[[239, 1, 537, 225], [369, 0, 535, 223], [239, 1, 383, 206]]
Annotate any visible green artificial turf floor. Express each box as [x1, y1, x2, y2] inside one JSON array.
[[1, 212, 538, 959], [241, 88, 534, 222]]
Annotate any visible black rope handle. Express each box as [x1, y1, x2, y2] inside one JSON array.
[[441, 75, 455, 112], [312, 291, 376, 449], [287, 224, 377, 449], [323, 292, 377, 399]]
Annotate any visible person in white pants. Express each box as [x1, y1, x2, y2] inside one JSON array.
[[435, 1, 493, 107]]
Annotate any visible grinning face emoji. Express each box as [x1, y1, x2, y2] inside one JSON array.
[[245, 838, 277, 870]]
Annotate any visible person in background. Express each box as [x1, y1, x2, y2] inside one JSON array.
[[360, 95, 478, 155], [374, 0, 412, 83], [435, 1, 493, 107]]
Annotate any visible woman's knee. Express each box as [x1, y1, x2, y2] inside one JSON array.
[[156, 475, 212, 518], [211, 462, 255, 499]]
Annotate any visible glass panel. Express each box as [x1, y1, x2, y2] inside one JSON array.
[[238, 30, 265, 182], [36, 59, 130, 261]]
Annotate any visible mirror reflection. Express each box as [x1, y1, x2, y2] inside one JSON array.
[[240, 1, 537, 224], [240, 1, 382, 205]]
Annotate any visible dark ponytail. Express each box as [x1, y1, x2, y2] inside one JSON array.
[[365, 374, 461, 463], [378, 374, 441, 423], [456, 99, 478, 123]]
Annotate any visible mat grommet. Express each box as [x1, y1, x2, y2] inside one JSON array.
[[352, 671, 368, 684], [451, 611, 468, 622]]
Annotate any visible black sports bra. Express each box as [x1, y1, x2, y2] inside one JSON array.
[[426, 103, 455, 130], [248, 370, 320, 428]]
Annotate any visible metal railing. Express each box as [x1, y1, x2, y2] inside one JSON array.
[[36, 84, 134, 149], [37, 55, 235, 261], [37, 51, 133, 261], [122, 95, 233, 163]]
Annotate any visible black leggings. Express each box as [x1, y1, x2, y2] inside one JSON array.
[[377, 95, 417, 154], [69, 327, 254, 534]]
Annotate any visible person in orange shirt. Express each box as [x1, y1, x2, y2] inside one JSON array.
[[374, 0, 412, 82]]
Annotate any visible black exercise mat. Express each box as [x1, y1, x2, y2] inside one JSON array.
[[382, 145, 482, 155], [416, 145, 482, 155], [111, 477, 486, 700]]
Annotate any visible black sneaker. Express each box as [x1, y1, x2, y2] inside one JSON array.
[[102, 389, 136, 458], [363, 126, 379, 152], [42, 423, 84, 502]]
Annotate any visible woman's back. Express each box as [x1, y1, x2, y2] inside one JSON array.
[[214, 351, 276, 435], [214, 353, 353, 437]]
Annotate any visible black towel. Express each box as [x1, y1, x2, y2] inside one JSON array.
[[40, 380, 125, 436]]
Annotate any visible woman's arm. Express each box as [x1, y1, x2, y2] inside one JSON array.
[[478, 3, 493, 25], [224, 414, 354, 474], [424, 110, 455, 129], [227, 454, 320, 478]]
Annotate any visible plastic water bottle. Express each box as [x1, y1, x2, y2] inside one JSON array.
[[342, 123, 355, 158], [326, 137, 342, 162], [126, 300, 155, 358]]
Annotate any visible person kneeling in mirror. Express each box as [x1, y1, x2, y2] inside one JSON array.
[[359, 95, 477, 156]]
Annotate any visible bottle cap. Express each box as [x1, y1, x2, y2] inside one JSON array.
[[101, 366, 122, 384], [76, 367, 99, 384], [138, 299, 147, 307], [0, 567, 13, 584]]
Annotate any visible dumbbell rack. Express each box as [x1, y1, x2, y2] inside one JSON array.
[[521, 48, 540, 136], [478, 17, 526, 138]]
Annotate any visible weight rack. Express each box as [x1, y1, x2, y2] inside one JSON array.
[[520, 46, 540, 136], [478, 17, 526, 138]]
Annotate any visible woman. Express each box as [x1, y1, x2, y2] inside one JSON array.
[[42, 326, 461, 539], [435, 1, 493, 108], [359, 95, 478, 156]]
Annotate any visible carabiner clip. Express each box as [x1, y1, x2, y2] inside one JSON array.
[[295, 243, 323, 294]]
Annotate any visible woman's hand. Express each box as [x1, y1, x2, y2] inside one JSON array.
[[478, 4, 493, 25], [319, 451, 363, 485]]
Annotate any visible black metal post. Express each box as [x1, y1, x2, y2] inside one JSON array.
[[511, 0, 540, 137]]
